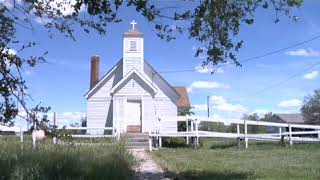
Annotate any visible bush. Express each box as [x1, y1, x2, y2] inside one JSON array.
[[162, 137, 189, 148]]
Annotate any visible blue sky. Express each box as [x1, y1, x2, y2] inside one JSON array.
[[6, 1, 320, 125]]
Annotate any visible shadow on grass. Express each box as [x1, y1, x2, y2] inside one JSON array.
[[209, 143, 237, 150], [134, 170, 252, 180]]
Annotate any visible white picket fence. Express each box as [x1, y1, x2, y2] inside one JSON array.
[[57, 127, 118, 138], [0, 126, 119, 143], [148, 117, 320, 151]]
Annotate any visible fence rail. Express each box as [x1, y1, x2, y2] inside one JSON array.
[[148, 117, 320, 151]]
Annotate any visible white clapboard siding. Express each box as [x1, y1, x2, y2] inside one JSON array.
[[115, 78, 152, 96], [142, 96, 157, 132], [86, 99, 112, 134], [124, 57, 143, 74], [113, 97, 127, 133], [158, 117, 179, 133], [123, 37, 144, 74]]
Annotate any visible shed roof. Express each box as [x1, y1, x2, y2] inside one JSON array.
[[274, 113, 305, 124], [174, 87, 191, 108]]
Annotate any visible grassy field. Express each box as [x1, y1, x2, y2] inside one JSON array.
[[0, 136, 136, 180], [151, 138, 320, 180]]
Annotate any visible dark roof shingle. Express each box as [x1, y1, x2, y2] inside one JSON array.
[[274, 113, 305, 124]]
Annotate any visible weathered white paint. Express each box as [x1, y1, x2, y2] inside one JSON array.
[[289, 124, 293, 146], [123, 37, 144, 75], [126, 100, 141, 126], [148, 117, 320, 151], [86, 28, 180, 134]]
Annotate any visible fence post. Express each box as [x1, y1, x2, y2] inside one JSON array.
[[159, 136, 162, 148], [279, 127, 284, 143], [279, 127, 282, 137], [196, 118, 199, 146], [236, 124, 240, 148], [149, 132, 152, 152], [318, 129, 320, 139], [53, 112, 57, 144], [20, 126, 23, 143], [289, 124, 293, 146], [191, 120, 194, 131], [244, 120, 248, 149], [186, 119, 189, 145]]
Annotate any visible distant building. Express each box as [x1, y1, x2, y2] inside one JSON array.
[[268, 113, 306, 133], [271, 113, 305, 124]]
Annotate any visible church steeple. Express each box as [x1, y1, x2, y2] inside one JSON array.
[[123, 20, 144, 76]]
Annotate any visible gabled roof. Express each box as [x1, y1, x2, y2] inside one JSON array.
[[174, 87, 191, 108], [143, 60, 180, 100], [85, 59, 180, 102], [274, 113, 305, 124], [110, 68, 158, 95], [84, 59, 122, 99]]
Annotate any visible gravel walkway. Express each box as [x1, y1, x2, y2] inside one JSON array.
[[132, 149, 170, 180]]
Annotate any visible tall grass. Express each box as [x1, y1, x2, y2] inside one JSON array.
[[0, 137, 136, 180], [152, 138, 320, 180]]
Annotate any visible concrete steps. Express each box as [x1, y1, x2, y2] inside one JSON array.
[[123, 133, 149, 150]]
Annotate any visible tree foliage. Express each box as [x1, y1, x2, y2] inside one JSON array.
[[242, 112, 271, 134], [301, 89, 320, 125], [0, 0, 302, 125]]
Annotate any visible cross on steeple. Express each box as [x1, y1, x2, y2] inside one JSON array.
[[130, 20, 137, 30]]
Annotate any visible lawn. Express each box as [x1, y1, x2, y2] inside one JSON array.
[[0, 136, 136, 180], [151, 138, 320, 180]]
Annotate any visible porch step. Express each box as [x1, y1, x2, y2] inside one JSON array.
[[123, 133, 149, 150], [123, 133, 149, 138]]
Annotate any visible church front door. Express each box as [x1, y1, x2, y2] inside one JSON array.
[[126, 100, 142, 133]]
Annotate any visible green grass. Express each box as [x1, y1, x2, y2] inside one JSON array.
[[151, 138, 320, 180], [0, 137, 136, 180]]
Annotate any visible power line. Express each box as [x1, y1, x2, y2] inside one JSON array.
[[159, 33, 320, 74], [229, 61, 320, 100], [250, 61, 320, 96]]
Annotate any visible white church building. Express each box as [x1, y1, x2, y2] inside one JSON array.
[[84, 21, 191, 134]]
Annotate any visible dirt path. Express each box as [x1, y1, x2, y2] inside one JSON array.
[[132, 149, 170, 180]]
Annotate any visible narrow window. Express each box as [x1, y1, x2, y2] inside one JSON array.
[[130, 41, 137, 51]]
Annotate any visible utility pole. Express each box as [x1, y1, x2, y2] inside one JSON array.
[[53, 112, 56, 127], [207, 96, 210, 118]]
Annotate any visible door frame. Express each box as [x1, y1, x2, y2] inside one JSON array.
[[125, 96, 143, 133]]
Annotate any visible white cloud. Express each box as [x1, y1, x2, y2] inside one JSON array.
[[33, 0, 85, 24], [48, 0, 85, 16], [210, 96, 247, 113], [2, 48, 17, 55], [193, 96, 247, 121], [278, 99, 302, 108], [187, 81, 230, 92], [251, 109, 270, 117], [285, 48, 320, 57], [195, 64, 224, 74], [193, 104, 208, 112], [18, 110, 85, 125], [303, 71, 318, 80]]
